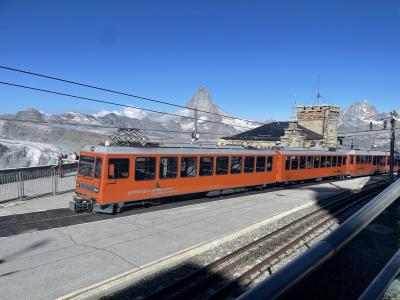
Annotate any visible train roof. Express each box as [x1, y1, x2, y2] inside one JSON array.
[[81, 145, 393, 157], [81, 145, 277, 155]]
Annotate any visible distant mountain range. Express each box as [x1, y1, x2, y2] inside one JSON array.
[[0, 86, 259, 168], [0, 86, 397, 168]]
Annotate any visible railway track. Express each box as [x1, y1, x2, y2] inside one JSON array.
[[142, 184, 386, 300]]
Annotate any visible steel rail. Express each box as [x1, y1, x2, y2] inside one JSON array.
[[238, 179, 400, 300], [144, 184, 386, 300]]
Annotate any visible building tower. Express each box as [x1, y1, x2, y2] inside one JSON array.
[[297, 105, 341, 148]]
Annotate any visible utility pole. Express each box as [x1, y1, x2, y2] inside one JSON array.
[[389, 110, 397, 184], [192, 108, 199, 142]]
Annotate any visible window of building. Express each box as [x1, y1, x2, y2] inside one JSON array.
[[244, 156, 255, 173], [94, 157, 102, 178], [181, 157, 197, 177], [314, 156, 320, 168], [200, 157, 214, 176], [299, 156, 307, 169], [216, 156, 229, 175], [285, 156, 291, 170], [135, 157, 156, 181], [332, 156, 337, 167], [306, 156, 313, 169], [230, 156, 242, 174], [159, 157, 178, 179], [108, 158, 129, 179], [321, 156, 327, 168], [267, 156, 273, 172], [291, 156, 299, 170], [256, 156, 266, 172]]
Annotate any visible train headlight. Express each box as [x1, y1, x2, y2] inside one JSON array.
[[93, 187, 99, 192], [76, 182, 80, 187]]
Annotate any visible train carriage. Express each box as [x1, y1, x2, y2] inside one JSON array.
[[73, 145, 277, 213], [346, 150, 391, 176], [276, 149, 349, 183]]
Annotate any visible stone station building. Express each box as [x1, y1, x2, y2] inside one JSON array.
[[219, 104, 340, 149]]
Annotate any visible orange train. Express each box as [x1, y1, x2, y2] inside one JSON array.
[[71, 145, 400, 213]]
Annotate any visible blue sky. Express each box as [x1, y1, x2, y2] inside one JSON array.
[[0, 0, 399, 121]]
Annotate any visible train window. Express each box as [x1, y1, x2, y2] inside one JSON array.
[[230, 156, 243, 174], [78, 156, 95, 177], [337, 156, 342, 167], [314, 156, 320, 168], [181, 157, 197, 177], [267, 156, 273, 172], [159, 157, 178, 179], [356, 156, 360, 164], [350, 156, 354, 164], [332, 156, 337, 167], [285, 156, 291, 170], [327, 156, 332, 167], [200, 157, 214, 176], [369, 156, 372, 164], [108, 158, 129, 179], [306, 156, 313, 169], [135, 157, 156, 181], [244, 156, 255, 173], [216, 156, 229, 175], [291, 156, 299, 170], [343, 156, 347, 165], [321, 156, 327, 168], [299, 156, 306, 169], [94, 158, 103, 178], [256, 156, 266, 172]]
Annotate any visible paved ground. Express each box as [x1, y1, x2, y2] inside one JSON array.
[[0, 176, 384, 300]]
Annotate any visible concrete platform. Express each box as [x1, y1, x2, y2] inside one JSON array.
[[0, 176, 385, 300]]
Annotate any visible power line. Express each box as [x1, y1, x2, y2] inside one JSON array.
[[0, 117, 229, 137], [0, 65, 263, 126], [0, 80, 255, 130]]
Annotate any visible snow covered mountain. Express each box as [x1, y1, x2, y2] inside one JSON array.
[[0, 86, 259, 168]]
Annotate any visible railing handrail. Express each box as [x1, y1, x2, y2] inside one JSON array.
[[359, 248, 400, 300], [238, 179, 400, 300]]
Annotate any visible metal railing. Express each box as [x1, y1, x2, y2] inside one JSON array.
[[359, 248, 400, 300], [0, 168, 77, 203], [238, 179, 400, 300]]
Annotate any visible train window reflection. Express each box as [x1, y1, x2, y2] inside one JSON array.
[[159, 157, 178, 179], [78, 156, 95, 177], [291, 156, 299, 170], [256, 156, 266, 172], [108, 158, 129, 179], [94, 158, 102, 178], [216, 156, 229, 175], [230, 156, 242, 174], [181, 157, 197, 177], [244, 156, 255, 173], [267, 156, 273, 172], [306, 156, 313, 169], [200, 157, 214, 176], [135, 157, 155, 181], [299, 156, 306, 169]]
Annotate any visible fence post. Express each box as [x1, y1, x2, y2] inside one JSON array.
[[18, 172, 23, 202], [53, 169, 57, 196]]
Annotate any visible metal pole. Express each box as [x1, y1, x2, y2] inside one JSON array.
[[389, 112, 396, 184], [53, 168, 57, 196]]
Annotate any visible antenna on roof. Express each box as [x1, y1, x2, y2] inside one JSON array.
[[314, 78, 323, 105], [290, 94, 297, 121]]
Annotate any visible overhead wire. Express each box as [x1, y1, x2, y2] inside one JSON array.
[[0, 81, 255, 130], [0, 65, 264, 126]]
